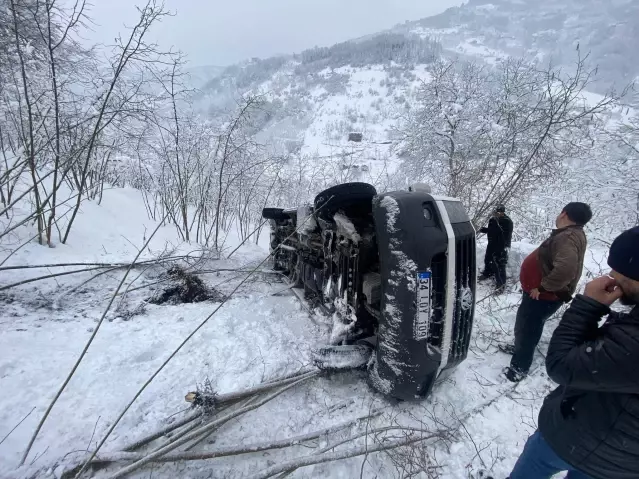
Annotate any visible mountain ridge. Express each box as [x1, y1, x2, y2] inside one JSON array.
[[186, 0, 637, 202], [394, 0, 639, 91]]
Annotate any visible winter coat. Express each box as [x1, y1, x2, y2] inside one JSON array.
[[480, 215, 513, 252], [520, 225, 587, 302], [538, 295, 639, 479]]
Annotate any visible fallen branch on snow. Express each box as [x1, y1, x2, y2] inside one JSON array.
[[0, 256, 186, 292], [121, 410, 203, 452], [65, 409, 386, 469], [250, 430, 442, 479], [106, 372, 321, 479], [185, 368, 317, 410]]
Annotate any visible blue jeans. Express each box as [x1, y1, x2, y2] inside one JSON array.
[[510, 431, 593, 478], [510, 293, 563, 373]]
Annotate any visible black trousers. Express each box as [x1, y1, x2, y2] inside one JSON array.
[[510, 292, 563, 373], [482, 247, 508, 288]]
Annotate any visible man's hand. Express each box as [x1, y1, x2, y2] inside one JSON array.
[[584, 276, 624, 306], [530, 288, 541, 300]]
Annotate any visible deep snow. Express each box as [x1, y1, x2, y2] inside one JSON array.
[[0, 188, 612, 479]]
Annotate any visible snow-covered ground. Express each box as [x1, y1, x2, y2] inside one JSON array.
[[0, 188, 610, 478]]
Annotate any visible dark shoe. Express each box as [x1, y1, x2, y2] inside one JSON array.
[[469, 470, 494, 479], [503, 366, 526, 383], [478, 273, 492, 281], [498, 344, 515, 355]]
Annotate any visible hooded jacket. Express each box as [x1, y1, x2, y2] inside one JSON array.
[[539, 295, 639, 479]]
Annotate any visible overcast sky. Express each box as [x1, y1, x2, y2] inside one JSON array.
[[83, 0, 464, 67]]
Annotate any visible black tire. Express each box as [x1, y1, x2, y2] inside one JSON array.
[[262, 207, 288, 221], [313, 182, 377, 218], [312, 344, 373, 371]]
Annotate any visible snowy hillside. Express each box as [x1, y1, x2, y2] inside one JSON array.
[[193, 0, 639, 142], [399, 0, 639, 93], [193, 33, 441, 188]]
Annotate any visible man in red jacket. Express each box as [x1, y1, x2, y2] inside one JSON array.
[[500, 203, 592, 382]]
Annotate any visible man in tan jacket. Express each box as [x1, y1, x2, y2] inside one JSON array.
[[500, 202, 592, 382]]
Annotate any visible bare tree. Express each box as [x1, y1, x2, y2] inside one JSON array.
[[395, 53, 620, 228], [609, 91, 639, 225], [8, 0, 47, 244], [61, 0, 172, 244], [0, 0, 178, 251], [213, 94, 264, 250]]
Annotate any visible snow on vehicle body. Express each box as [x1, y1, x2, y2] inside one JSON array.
[[263, 183, 476, 401]]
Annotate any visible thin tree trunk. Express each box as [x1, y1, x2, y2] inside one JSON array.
[[10, 0, 45, 244], [44, 0, 61, 246], [62, 1, 161, 244]]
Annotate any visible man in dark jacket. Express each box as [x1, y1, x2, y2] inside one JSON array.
[[479, 205, 513, 291], [501, 203, 591, 382], [509, 226, 639, 479]]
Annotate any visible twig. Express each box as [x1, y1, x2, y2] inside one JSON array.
[[30, 445, 49, 466], [452, 408, 486, 469], [0, 265, 108, 291], [359, 407, 371, 479], [115, 263, 156, 311], [182, 396, 255, 452], [148, 417, 205, 454], [0, 407, 35, 446], [213, 369, 318, 405], [121, 411, 203, 452], [262, 367, 316, 385], [0, 233, 39, 268], [87, 416, 101, 452], [57, 256, 184, 301], [165, 406, 191, 420], [273, 424, 438, 478], [58, 266, 132, 301], [227, 219, 267, 259], [0, 262, 133, 271], [250, 430, 440, 479]]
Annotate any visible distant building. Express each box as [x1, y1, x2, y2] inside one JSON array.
[[348, 132, 363, 142]]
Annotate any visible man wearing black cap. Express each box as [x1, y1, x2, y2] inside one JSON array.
[[508, 226, 639, 479], [479, 205, 513, 292], [502, 202, 592, 382]]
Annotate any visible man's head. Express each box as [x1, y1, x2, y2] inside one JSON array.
[[556, 202, 592, 229], [494, 204, 506, 217], [608, 226, 639, 306]]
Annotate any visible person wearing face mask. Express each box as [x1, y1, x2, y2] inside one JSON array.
[[501, 202, 592, 382], [508, 226, 639, 479]]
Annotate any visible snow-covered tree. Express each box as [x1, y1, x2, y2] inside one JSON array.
[[394, 55, 618, 228], [0, 0, 179, 246]]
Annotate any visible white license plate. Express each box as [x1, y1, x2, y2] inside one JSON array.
[[415, 271, 432, 340]]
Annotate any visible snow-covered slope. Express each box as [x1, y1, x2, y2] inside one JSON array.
[[0, 186, 615, 479], [399, 0, 639, 92], [191, 34, 441, 192]]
